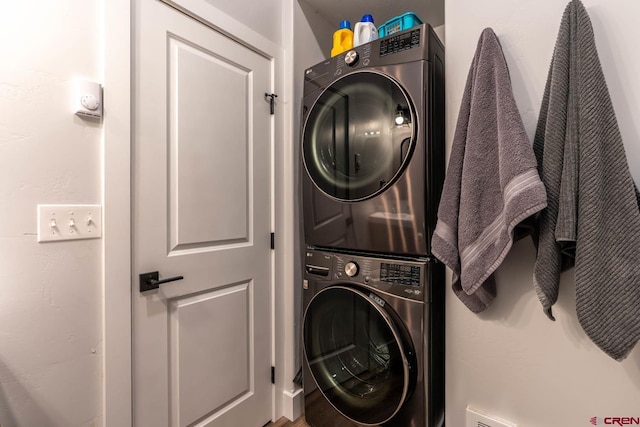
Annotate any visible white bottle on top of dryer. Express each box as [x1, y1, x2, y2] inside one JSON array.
[[354, 14, 378, 47]]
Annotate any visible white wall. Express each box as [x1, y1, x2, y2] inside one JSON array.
[[291, 0, 332, 386], [203, 0, 284, 45], [292, 0, 332, 162], [445, 1, 640, 426], [0, 2, 103, 427]]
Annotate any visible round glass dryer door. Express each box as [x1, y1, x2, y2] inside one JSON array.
[[303, 71, 416, 201], [303, 286, 415, 425]]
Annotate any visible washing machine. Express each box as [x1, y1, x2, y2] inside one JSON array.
[[302, 249, 445, 427], [302, 24, 445, 257]]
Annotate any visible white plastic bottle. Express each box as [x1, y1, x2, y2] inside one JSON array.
[[354, 14, 378, 47]]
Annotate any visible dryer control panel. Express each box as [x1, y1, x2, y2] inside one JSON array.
[[380, 27, 422, 57], [302, 24, 441, 95]]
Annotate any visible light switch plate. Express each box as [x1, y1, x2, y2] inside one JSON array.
[[466, 407, 517, 427], [37, 204, 102, 242]]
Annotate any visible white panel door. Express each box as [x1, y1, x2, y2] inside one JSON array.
[[133, 0, 273, 426]]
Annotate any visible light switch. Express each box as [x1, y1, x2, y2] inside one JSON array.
[[37, 204, 102, 242]]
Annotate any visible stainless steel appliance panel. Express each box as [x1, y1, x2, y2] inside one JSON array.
[[302, 249, 445, 427], [302, 24, 445, 257]]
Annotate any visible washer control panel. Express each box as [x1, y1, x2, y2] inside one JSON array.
[[304, 249, 428, 301], [344, 261, 359, 277], [380, 262, 421, 286]]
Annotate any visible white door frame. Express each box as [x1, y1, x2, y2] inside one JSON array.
[[102, 0, 297, 425]]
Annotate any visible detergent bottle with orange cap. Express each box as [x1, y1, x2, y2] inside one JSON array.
[[331, 20, 354, 57]]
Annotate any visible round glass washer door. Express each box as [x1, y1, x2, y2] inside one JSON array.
[[303, 71, 416, 201], [303, 286, 415, 425]]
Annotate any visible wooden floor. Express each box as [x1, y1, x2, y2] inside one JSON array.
[[266, 415, 309, 427]]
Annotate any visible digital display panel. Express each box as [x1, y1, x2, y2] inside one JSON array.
[[380, 263, 421, 286], [380, 28, 421, 57]]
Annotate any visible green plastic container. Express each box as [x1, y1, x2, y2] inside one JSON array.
[[378, 12, 423, 38]]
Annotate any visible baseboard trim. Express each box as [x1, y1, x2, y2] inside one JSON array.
[[282, 388, 303, 421]]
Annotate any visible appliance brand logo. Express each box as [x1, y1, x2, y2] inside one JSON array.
[[590, 417, 640, 425]]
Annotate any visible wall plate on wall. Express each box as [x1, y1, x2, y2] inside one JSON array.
[[466, 407, 517, 427], [74, 79, 103, 119], [37, 204, 102, 242]]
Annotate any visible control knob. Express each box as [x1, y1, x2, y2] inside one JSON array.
[[344, 261, 359, 277], [344, 50, 359, 66]]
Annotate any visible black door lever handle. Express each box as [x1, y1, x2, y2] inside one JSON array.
[[139, 271, 184, 292]]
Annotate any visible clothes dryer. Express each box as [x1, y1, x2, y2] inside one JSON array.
[[302, 249, 445, 427], [302, 24, 445, 256]]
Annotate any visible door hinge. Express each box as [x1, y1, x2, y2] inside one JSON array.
[[271, 366, 275, 384], [270, 232, 275, 250], [265, 93, 278, 115]]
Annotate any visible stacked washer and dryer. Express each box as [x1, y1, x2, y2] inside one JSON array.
[[301, 24, 446, 427]]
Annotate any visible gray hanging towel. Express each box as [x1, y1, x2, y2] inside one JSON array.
[[533, 0, 640, 361], [431, 28, 547, 313]]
